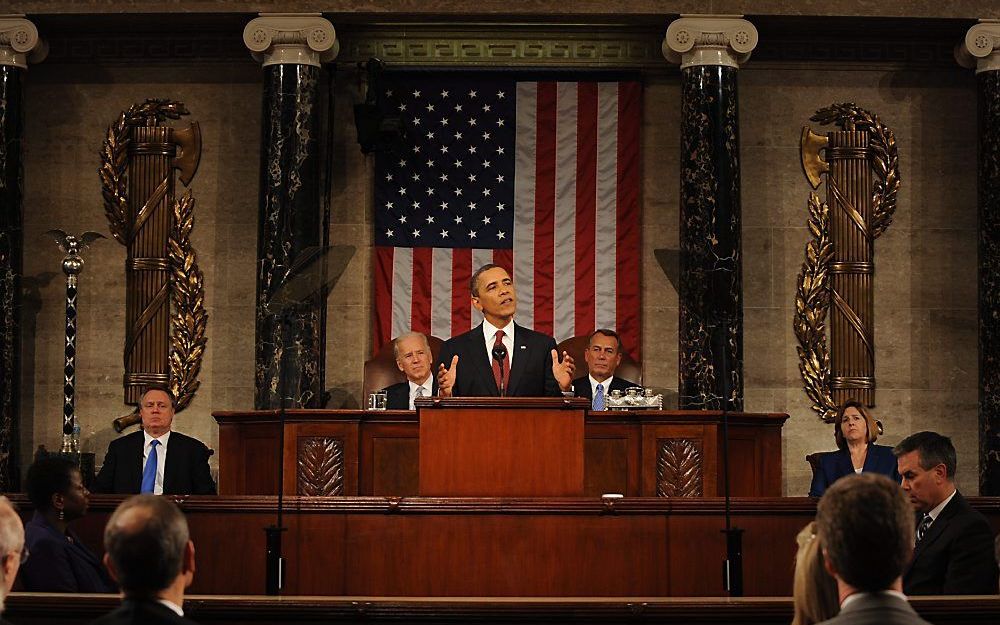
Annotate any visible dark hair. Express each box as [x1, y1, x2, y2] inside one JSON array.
[[588, 328, 622, 351], [141, 384, 177, 410], [893, 431, 957, 479], [469, 263, 507, 297], [104, 495, 189, 597], [25, 456, 78, 511], [833, 399, 879, 451], [816, 473, 913, 592]]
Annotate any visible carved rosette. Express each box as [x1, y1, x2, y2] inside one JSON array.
[[243, 14, 338, 67], [656, 438, 704, 497], [296, 436, 344, 496], [0, 17, 46, 69], [663, 15, 758, 69], [956, 20, 1000, 74]]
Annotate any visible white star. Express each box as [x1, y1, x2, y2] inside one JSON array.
[[497, 231, 506, 239], [468, 145, 477, 154], [426, 215, 435, 224], [412, 145, 421, 153], [496, 146, 505, 154], [385, 173, 393, 181], [440, 201, 449, 210], [426, 103, 435, 112], [496, 118, 505, 127], [468, 202, 478, 210], [440, 229, 449, 238], [386, 201, 394, 210], [386, 90, 393, 97], [398, 103, 407, 112], [454, 215, 463, 224], [482, 160, 491, 168], [412, 201, 421, 210], [385, 229, 394, 237], [413, 89, 421, 98], [455, 104, 463, 112], [398, 159, 407, 167], [483, 216, 491, 224], [497, 202, 506, 211], [412, 228, 421, 237], [469, 230, 477, 239], [482, 132, 491, 141], [399, 215, 407, 223], [426, 187, 435, 196], [398, 187, 407, 196], [426, 159, 435, 168], [483, 104, 492, 112], [426, 131, 435, 139], [413, 117, 421, 126], [482, 189, 491, 197], [440, 173, 449, 182], [468, 174, 477, 182], [411, 173, 421, 181], [496, 175, 505, 183], [469, 118, 478, 127], [441, 118, 449, 126], [497, 91, 506, 99], [468, 90, 478, 98], [454, 160, 463, 168], [455, 132, 463, 140], [440, 145, 449, 154], [441, 90, 450, 98], [455, 188, 463, 196]]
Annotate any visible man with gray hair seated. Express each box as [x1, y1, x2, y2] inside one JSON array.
[[0, 496, 25, 623], [381, 331, 437, 410], [93, 495, 198, 625]]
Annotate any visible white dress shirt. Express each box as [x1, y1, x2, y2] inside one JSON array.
[[142, 430, 171, 495], [408, 375, 434, 410], [924, 488, 957, 527], [588, 374, 616, 399], [482, 318, 515, 367], [157, 598, 184, 617]]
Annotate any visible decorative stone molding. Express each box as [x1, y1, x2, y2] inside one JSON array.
[[243, 13, 338, 67], [663, 15, 757, 69], [0, 15, 46, 69], [956, 20, 1000, 74]]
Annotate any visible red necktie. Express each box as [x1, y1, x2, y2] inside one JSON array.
[[492, 330, 509, 396]]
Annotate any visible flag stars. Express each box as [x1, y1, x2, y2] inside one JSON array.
[[440, 89, 450, 98], [398, 159, 407, 168], [398, 187, 407, 196], [440, 201, 450, 210], [411, 173, 421, 181], [386, 201, 395, 210], [469, 231, 477, 239], [441, 118, 450, 126], [468, 90, 478, 98], [483, 104, 492, 112], [412, 145, 421, 153], [439, 173, 449, 182], [385, 173, 393, 181], [496, 175, 505, 183], [497, 202, 506, 211], [455, 132, 463, 140], [482, 216, 491, 224], [468, 174, 477, 182], [426, 103, 435, 112], [399, 215, 407, 223], [385, 229, 394, 238], [440, 145, 449, 154], [426, 215, 435, 224], [468, 145, 478, 154], [426, 187, 435, 196], [482, 189, 492, 197], [412, 89, 421, 98], [497, 90, 506, 99], [482, 132, 491, 141], [412, 201, 421, 210], [455, 104, 463, 112], [482, 160, 491, 168], [496, 146, 505, 155], [469, 118, 478, 127], [454, 189, 464, 196], [454, 160, 464, 168], [440, 229, 449, 238], [398, 103, 407, 112], [412, 228, 421, 237], [497, 231, 506, 240], [468, 202, 478, 210], [426, 131, 435, 140], [496, 118, 505, 127], [413, 117, 421, 126], [454, 216, 463, 224], [426, 159, 435, 168], [386, 89, 393, 97]]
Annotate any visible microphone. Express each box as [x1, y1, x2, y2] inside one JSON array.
[[492, 344, 508, 396]]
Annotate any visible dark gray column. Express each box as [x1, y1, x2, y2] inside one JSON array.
[[244, 15, 337, 409], [0, 17, 43, 489], [665, 17, 757, 411], [958, 22, 1000, 494]]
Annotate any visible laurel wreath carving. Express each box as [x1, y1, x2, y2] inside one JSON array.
[[795, 103, 899, 422], [656, 439, 703, 497], [100, 99, 205, 413], [297, 437, 345, 496]]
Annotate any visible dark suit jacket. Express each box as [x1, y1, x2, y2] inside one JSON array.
[[90, 598, 199, 625], [572, 375, 638, 402], [437, 323, 562, 397], [381, 379, 438, 410], [903, 490, 999, 595], [93, 430, 216, 495], [808, 444, 901, 497], [817, 592, 930, 625], [20, 511, 116, 593]]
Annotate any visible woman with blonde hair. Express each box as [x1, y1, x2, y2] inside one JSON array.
[[792, 521, 839, 625], [808, 399, 900, 497]]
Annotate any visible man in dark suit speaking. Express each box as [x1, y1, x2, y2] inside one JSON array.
[[436, 264, 575, 397], [93, 385, 216, 495], [573, 329, 639, 410], [894, 431, 998, 595]]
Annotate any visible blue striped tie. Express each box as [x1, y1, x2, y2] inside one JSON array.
[[141, 440, 160, 494], [593, 383, 605, 411]]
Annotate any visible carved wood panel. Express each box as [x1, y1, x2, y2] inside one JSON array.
[[296, 436, 344, 496], [656, 438, 703, 497]]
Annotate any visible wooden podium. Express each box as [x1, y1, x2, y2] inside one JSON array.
[[417, 397, 587, 496]]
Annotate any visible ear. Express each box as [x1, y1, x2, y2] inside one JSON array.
[[51, 492, 64, 512], [933, 463, 948, 482], [184, 540, 196, 577], [1, 553, 18, 588], [103, 553, 121, 583], [821, 547, 838, 578], [471, 296, 484, 313], [396, 360, 406, 373]]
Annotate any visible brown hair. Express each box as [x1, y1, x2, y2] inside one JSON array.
[[833, 399, 878, 451], [791, 521, 839, 625]]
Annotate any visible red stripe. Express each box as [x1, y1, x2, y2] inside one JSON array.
[[373, 246, 395, 355], [616, 82, 642, 360], [410, 247, 433, 334], [493, 249, 513, 277], [451, 249, 472, 334], [574, 83, 598, 336], [533, 82, 557, 337]]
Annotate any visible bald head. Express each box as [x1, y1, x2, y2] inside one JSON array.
[[104, 495, 189, 597]]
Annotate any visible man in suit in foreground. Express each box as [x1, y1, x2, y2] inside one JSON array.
[[893, 431, 998, 595], [93, 495, 199, 625], [0, 496, 25, 621], [815, 473, 929, 625], [437, 263, 575, 397], [381, 332, 437, 409], [94, 385, 216, 495], [572, 329, 639, 410]]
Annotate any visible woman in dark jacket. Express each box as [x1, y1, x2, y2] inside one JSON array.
[[20, 456, 116, 592], [808, 399, 901, 497]]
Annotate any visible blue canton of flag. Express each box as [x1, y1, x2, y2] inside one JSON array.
[[374, 74, 516, 250]]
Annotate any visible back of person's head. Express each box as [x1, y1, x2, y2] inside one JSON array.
[[103, 495, 190, 597], [893, 430, 957, 480], [0, 496, 25, 612], [25, 455, 77, 511], [816, 473, 913, 592], [792, 521, 839, 625]]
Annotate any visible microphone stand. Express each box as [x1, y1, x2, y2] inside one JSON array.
[[492, 345, 507, 397], [717, 320, 744, 597]]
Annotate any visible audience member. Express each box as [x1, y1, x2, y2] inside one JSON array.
[[20, 456, 115, 592], [381, 332, 436, 409], [93, 384, 216, 495], [815, 473, 929, 625], [0, 496, 25, 621], [808, 400, 899, 497], [893, 431, 998, 595], [93, 495, 198, 625], [792, 521, 839, 625], [572, 329, 639, 410]]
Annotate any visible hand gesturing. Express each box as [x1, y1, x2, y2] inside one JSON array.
[[551, 349, 576, 392], [436, 355, 459, 397]]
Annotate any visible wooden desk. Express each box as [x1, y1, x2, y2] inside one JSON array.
[[214, 409, 787, 497]]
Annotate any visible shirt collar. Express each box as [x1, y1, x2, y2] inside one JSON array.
[[589, 374, 614, 390], [927, 488, 957, 522], [143, 429, 171, 448], [841, 590, 908, 609], [408, 375, 433, 393], [483, 318, 514, 342], [157, 598, 184, 617]]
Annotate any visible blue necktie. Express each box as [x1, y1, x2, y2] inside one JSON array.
[[593, 383, 605, 411], [141, 439, 160, 494]]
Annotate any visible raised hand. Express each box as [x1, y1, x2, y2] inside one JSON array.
[[437, 354, 459, 397], [551, 349, 576, 391]]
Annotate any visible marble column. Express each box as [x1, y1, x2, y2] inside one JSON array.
[[0, 17, 44, 489], [664, 17, 757, 411], [958, 21, 1000, 495], [244, 14, 338, 409]]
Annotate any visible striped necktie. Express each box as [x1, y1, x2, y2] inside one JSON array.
[[915, 514, 932, 543], [593, 383, 606, 411]]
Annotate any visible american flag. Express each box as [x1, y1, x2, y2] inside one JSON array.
[[373, 73, 642, 358]]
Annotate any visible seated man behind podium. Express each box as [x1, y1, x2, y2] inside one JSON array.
[[436, 263, 575, 397], [94, 384, 216, 495], [381, 332, 437, 409], [573, 329, 639, 410], [93, 495, 199, 625]]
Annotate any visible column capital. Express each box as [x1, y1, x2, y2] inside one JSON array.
[[663, 15, 757, 69], [243, 13, 338, 67], [0, 15, 47, 69], [956, 20, 1000, 74]]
